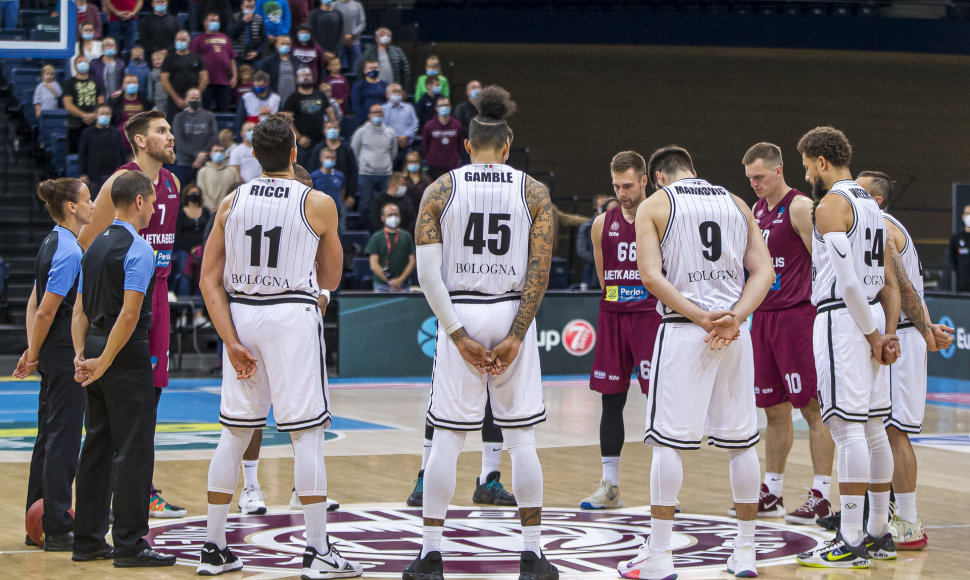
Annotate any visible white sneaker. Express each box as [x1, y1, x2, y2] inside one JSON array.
[[726, 545, 757, 578], [301, 544, 363, 579], [617, 543, 676, 579], [238, 483, 267, 515], [290, 489, 340, 511], [580, 478, 622, 510]]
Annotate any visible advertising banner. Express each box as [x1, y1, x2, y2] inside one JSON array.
[[925, 292, 970, 380]]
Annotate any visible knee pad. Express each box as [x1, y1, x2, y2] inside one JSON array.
[[208, 426, 254, 494], [829, 418, 870, 484], [504, 428, 542, 508], [650, 446, 683, 507], [728, 447, 761, 504], [291, 426, 328, 497], [865, 418, 894, 484]]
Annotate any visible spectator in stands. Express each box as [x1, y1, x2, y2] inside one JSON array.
[[161, 30, 208, 120], [75, 0, 103, 40], [229, 121, 262, 181], [256, 0, 290, 45], [33, 65, 63, 119], [78, 104, 125, 196], [414, 55, 449, 102], [64, 56, 105, 154], [319, 81, 342, 122], [308, 119, 357, 202], [172, 183, 211, 297], [950, 204, 970, 292], [334, 0, 364, 75], [369, 172, 415, 236], [415, 75, 440, 129], [382, 82, 418, 167], [139, 0, 178, 59], [125, 46, 152, 99], [103, 0, 140, 53], [286, 0, 307, 38], [421, 96, 462, 180], [309, 0, 343, 59], [402, 150, 430, 231], [259, 35, 299, 103], [351, 59, 387, 118], [234, 63, 255, 104], [236, 70, 280, 128], [89, 36, 125, 98], [576, 195, 613, 290], [351, 103, 396, 230], [310, 147, 345, 228], [229, 0, 267, 69], [197, 143, 236, 210], [366, 200, 415, 292], [218, 127, 236, 154], [292, 23, 329, 82], [192, 11, 238, 112], [200, 0, 232, 32], [358, 27, 411, 93], [323, 56, 349, 114], [172, 87, 218, 182], [455, 79, 481, 138], [284, 67, 333, 167], [72, 22, 103, 76], [149, 48, 169, 112], [108, 73, 151, 154]]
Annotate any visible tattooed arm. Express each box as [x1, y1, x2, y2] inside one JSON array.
[[885, 218, 932, 344], [489, 177, 553, 374]]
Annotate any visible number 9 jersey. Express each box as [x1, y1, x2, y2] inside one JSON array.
[[440, 164, 531, 296]]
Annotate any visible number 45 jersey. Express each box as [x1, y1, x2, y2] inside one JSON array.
[[224, 177, 321, 302], [440, 164, 531, 296]]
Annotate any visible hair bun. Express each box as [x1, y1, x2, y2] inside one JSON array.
[[477, 86, 517, 121], [37, 179, 56, 205]]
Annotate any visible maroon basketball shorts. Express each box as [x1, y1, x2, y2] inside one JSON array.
[[589, 309, 661, 395], [148, 278, 170, 388], [752, 304, 817, 409]]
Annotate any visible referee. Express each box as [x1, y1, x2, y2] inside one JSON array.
[[70, 170, 175, 567]]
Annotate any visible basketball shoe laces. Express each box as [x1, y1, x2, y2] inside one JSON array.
[[798, 490, 825, 511]]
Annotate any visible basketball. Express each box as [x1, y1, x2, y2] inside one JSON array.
[[25, 499, 44, 547]]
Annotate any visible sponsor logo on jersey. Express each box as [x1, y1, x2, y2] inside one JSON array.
[[769, 273, 781, 291], [605, 285, 647, 302], [154, 249, 171, 268], [608, 374, 620, 381], [562, 319, 596, 356], [593, 370, 606, 379], [143, 233, 176, 245], [611, 221, 620, 231]]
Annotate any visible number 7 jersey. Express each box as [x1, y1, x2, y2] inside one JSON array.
[[224, 177, 321, 301], [440, 164, 531, 296]]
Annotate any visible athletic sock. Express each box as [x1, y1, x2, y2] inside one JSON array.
[[601, 456, 620, 486], [840, 494, 865, 546], [480, 442, 502, 482], [763, 472, 783, 497], [421, 525, 443, 558], [205, 503, 231, 549], [242, 459, 259, 487], [303, 501, 328, 553], [736, 519, 756, 548], [812, 475, 831, 500], [895, 492, 918, 522], [866, 490, 891, 538], [421, 438, 433, 471], [647, 518, 673, 553], [522, 525, 541, 557]]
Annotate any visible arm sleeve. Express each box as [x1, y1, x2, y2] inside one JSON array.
[[352, 4, 365, 36], [824, 231, 876, 335], [46, 245, 82, 297], [123, 243, 155, 294], [416, 243, 462, 335]]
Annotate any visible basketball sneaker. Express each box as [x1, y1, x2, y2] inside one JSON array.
[[407, 470, 424, 507], [616, 544, 677, 579], [817, 511, 840, 531], [580, 478, 622, 510], [150, 489, 187, 518], [726, 545, 757, 578], [864, 532, 897, 560], [890, 515, 928, 550], [301, 542, 362, 579], [197, 541, 243, 575], [796, 532, 871, 569], [728, 484, 783, 518], [472, 471, 516, 506], [785, 488, 833, 525], [402, 550, 444, 580], [239, 483, 267, 515], [519, 550, 559, 580]]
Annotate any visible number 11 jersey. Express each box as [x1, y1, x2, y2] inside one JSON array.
[[441, 164, 531, 296]]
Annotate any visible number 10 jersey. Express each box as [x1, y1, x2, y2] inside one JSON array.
[[440, 164, 531, 296]]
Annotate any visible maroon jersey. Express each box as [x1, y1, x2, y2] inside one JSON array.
[[599, 205, 657, 313], [754, 188, 812, 311], [121, 162, 180, 281]]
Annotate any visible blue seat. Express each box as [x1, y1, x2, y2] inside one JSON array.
[[66, 154, 80, 178], [214, 112, 235, 134], [12, 68, 41, 84], [177, 12, 189, 31], [548, 257, 569, 289], [39, 110, 69, 145], [351, 256, 373, 290], [341, 229, 371, 251], [50, 135, 67, 173]]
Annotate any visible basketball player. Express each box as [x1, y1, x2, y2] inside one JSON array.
[[739, 142, 836, 524], [77, 110, 187, 519], [794, 127, 901, 569], [197, 114, 360, 578], [580, 150, 660, 510], [403, 86, 559, 580], [617, 146, 774, 580], [855, 171, 954, 551]]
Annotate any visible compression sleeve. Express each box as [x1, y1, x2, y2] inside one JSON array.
[[416, 243, 463, 336], [824, 231, 876, 335]]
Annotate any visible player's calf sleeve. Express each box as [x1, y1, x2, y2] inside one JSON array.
[[728, 447, 761, 505], [291, 426, 328, 497], [864, 418, 894, 484], [505, 427, 542, 508], [600, 392, 627, 457], [208, 426, 254, 494], [650, 446, 683, 507], [423, 428, 466, 520], [829, 418, 870, 484]]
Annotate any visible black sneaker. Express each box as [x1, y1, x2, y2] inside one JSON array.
[[817, 510, 841, 531], [197, 541, 244, 575], [472, 471, 517, 506], [407, 470, 424, 507], [519, 551, 559, 580], [43, 531, 74, 552], [72, 543, 114, 561], [402, 550, 444, 580], [113, 547, 177, 567], [25, 534, 38, 547]]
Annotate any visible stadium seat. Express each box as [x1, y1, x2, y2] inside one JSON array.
[[39, 110, 68, 145], [351, 256, 373, 289], [50, 134, 67, 173], [548, 257, 569, 289], [177, 12, 189, 30], [341, 229, 371, 251], [66, 154, 79, 178], [214, 112, 235, 134]]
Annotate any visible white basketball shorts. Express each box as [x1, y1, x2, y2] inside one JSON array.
[[885, 325, 928, 433]]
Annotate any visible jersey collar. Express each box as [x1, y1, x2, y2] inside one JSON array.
[[112, 219, 139, 237]]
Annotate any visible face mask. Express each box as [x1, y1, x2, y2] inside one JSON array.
[[379, 35, 391, 45], [395, 185, 407, 197], [370, 116, 383, 126], [322, 0, 333, 5], [366, 70, 379, 79], [125, 83, 139, 95], [964, 215, 970, 229], [323, 159, 336, 169], [243, 9, 254, 15], [258, 114, 268, 122], [426, 68, 438, 76], [384, 215, 400, 229], [207, 21, 220, 32], [188, 100, 201, 111], [278, 45, 291, 55], [131, 57, 143, 65], [431, 85, 441, 95], [406, 163, 421, 173], [154, 4, 167, 13], [103, 48, 116, 57], [470, 88, 481, 100], [390, 94, 402, 104], [76, 62, 90, 74], [245, 130, 254, 143], [438, 106, 450, 117], [253, 85, 267, 95], [81, 32, 94, 40], [324, 129, 339, 141], [211, 151, 225, 163], [187, 193, 202, 204], [97, 115, 110, 126], [298, 32, 311, 43], [175, 40, 188, 51]]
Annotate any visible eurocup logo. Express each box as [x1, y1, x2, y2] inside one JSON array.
[[939, 316, 956, 359], [418, 316, 438, 358]]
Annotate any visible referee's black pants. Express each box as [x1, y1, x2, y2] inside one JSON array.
[[73, 334, 156, 557], [25, 323, 85, 537]]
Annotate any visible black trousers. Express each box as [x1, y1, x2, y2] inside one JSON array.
[[25, 323, 85, 536], [203, 85, 233, 113], [73, 334, 156, 557]]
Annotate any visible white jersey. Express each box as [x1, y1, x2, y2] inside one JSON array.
[[659, 178, 748, 317], [224, 177, 320, 303], [811, 180, 885, 307], [440, 164, 531, 297], [884, 211, 923, 323]]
